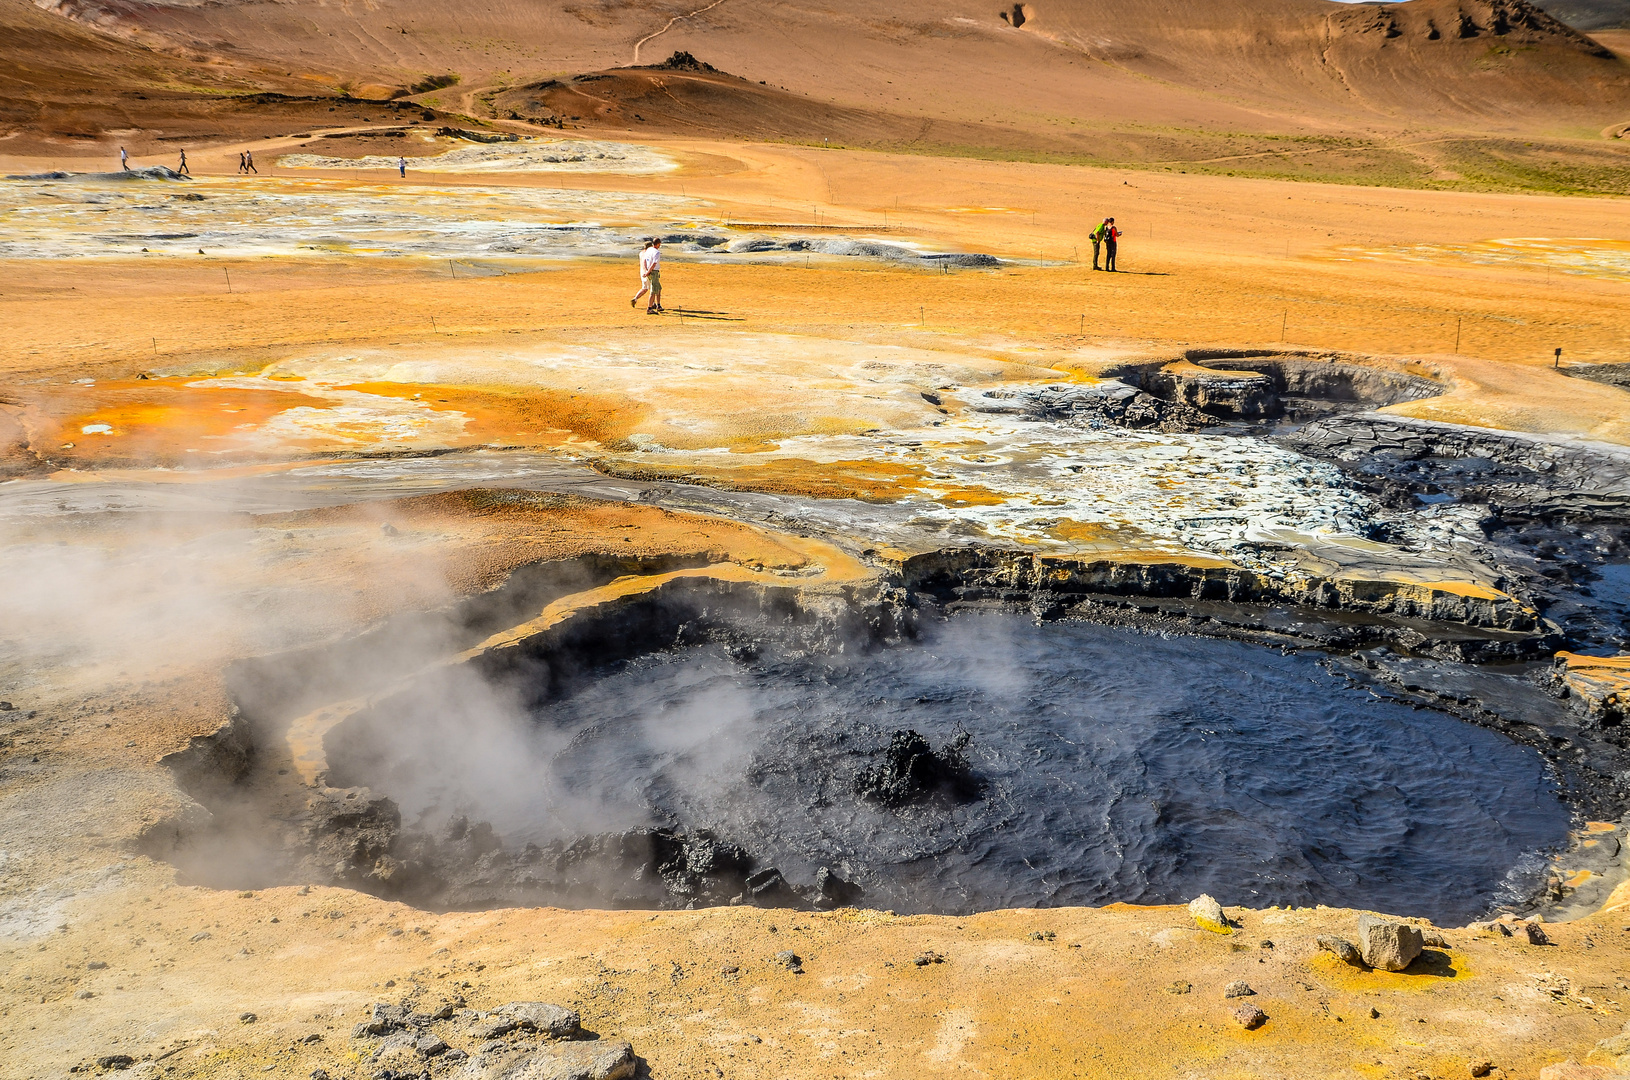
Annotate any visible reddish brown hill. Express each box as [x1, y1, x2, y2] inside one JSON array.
[[7, 0, 1630, 186]]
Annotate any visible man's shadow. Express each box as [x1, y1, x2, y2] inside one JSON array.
[[662, 307, 745, 321]]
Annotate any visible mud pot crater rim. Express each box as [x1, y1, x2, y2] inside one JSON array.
[[310, 610, 1568, 924]]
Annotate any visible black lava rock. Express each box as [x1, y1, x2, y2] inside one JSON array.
[[811, 866, 863, 908]]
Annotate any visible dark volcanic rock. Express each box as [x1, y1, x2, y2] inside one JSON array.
[[1563, 360, 1630, 388], [306, 787, 402, 885], [650, 50, 717, 72], [1281, 413, 1630, 520], [354, 1002, 411, 1038], [970, 382, 1214, 433], [811, 866, 863, 908], [745, 867, 802, 907]]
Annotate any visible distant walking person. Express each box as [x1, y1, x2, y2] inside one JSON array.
[[1103, 217, 1120, 272], [177, 149, 190, 176], [244, 150, 257, 174], [237, 152, 246, 174], [120, 146, 128, 171], [630, 240, 653, 308], [1090, 218, 1109, 271], [630, 238, 663, 313], [398, 156, 407, 178]]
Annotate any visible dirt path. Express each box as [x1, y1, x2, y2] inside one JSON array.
[[631, 0, 731, 65]]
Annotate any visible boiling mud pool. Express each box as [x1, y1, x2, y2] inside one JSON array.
[[385, 615, 1570, 923]]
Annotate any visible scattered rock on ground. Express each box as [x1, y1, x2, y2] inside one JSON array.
[[1188, 894, 1231, 934], [417, 1034, 449, 1056], [913, 951, 945, 966], [1165, 981, 1192, 994], [472, 1017, 520, 1040], [495, 1002, 580, 1039], [97, 1056, 135, 1071], [1231, 1003, 1268, 1030], [1223, 980, 1255, 998], [1470, 1063, 1494, 1078], [374, 1031, 422, 1063], [455, 1039, 637, 1080], [1466, 917, 1549, 944], [355, 1002, 411, 1038], [775, 950, 803, 973], [1357, 914, 1424, 971], [1469, 920, 1515, 937]]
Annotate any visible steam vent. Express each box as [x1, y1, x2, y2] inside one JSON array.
[[5, 0, 1630, 1076]]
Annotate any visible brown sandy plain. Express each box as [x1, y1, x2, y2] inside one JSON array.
[[5, 1, 1630, 1078]]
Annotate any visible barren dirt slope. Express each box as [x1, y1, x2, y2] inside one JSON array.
[[25, 0, 1630, 139]]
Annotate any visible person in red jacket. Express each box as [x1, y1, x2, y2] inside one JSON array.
[[1104, 218, 1120, 272]]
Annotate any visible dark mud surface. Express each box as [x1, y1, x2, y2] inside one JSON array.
[[329, 613, 1571, 925], [1281, 413, 1630, 652]]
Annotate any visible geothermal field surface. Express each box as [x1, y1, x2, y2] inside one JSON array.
[[4, 1, 1630, 1077]]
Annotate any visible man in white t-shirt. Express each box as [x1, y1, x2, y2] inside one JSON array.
[[630, 238, 663, 313]]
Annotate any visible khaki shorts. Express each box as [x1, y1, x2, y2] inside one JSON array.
[[646, 270, 661, 287]]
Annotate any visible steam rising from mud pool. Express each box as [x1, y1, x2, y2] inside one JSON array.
[[333, 614, 1567, 924]]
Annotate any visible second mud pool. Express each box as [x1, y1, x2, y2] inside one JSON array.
[[326, 614, 1571, 925]]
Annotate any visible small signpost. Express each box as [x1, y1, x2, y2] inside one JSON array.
[[1555, 347, 1563, 369]]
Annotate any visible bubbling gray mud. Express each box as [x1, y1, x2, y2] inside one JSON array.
[[350, 614, 1569, 925]]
